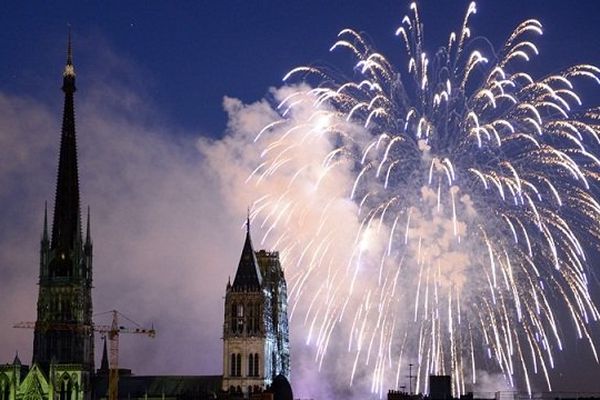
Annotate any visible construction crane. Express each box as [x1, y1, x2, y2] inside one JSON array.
[[15, 309, 155, 400], [95, 310, 155, 400]]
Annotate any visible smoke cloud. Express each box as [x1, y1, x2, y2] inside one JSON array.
[[1, 43, 600, 400]]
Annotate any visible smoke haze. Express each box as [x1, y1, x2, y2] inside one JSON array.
[[1, 42, 600, 400]]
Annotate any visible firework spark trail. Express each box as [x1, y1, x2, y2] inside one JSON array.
[[246, 2, 600, 397]]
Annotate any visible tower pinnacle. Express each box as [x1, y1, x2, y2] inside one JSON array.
[[100, 337, 109, 372], [42, 201, 49, 243], [64, 29, 75, 78], [232, 215, 262, 289], [85, 206, 91, 245], [246, 207, 251, 234]]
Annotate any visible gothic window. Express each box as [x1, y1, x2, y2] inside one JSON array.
[[254, 353, 259, 377], [59, 376, 72, 400], [236, 353, 242, 377], [0, 374, 9, 400], [230, 353, 236, 376], [254, 303, 260, 334], [230, 303, 237, 333], [248, 353, 254, 376], [67, 378, 73, 400], [236, 304, 244, 333], [247, 305, 254, 334], [254, 304, 261, 333]]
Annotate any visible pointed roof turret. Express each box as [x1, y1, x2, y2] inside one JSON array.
[[42, 201, 49, 243], [85, 206, 91, 245], [232, 216, 262, 289], [51, 31, 81, 251], [100, 337, 109, 371], [13, 351, 21, 366]]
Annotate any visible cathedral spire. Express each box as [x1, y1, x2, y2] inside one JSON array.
[[232, 215, 262, 289], [51, 32, 80, 251], [33, 32, 94, 374]]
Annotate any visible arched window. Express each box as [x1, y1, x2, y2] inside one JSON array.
[[66, 378, 73, 400], [230, 353, 236, 376], [236, 304, 244, 333], [254, 304, 261, 333], [247, 304, 254, 334], [236, 353, 242, 377], [248, 386, 252, 394], [59, 376, 72, 400], [230, 303, 237, 333], [0, 374, 9, 400], [248, 354, 254, 377], [254, 353, 259, 377]]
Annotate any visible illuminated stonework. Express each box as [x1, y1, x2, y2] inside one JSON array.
[[222, 221, 290, 396]]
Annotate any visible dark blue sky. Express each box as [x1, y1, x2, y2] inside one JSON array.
[[1, 1, 598, 137]]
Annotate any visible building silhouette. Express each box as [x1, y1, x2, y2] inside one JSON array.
[[0, 37, 291, 400]]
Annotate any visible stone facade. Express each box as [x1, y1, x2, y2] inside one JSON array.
[[0, 357, 88, 400]]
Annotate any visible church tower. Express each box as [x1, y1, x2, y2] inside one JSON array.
[[222, 218, 290, 397], [33, 34, 94, 377]]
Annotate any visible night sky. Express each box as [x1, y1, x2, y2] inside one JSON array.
[[1, 1, 598, 135], [1, 1, 599, 398]]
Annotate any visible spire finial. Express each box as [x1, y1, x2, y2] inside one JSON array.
[[67, 27, 73, 66], [63, 28, 75, 78]]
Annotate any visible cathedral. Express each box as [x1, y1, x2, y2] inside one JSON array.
[[0, 38, 291, 400]]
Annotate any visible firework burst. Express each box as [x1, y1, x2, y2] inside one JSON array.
[[245, 2, 600, 396]]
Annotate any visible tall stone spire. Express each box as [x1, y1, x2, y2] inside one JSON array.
[[33, 33, 94, 377], [51, 30, 80, 251]]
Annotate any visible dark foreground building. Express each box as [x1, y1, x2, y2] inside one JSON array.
[[0, 38, 291, 400]]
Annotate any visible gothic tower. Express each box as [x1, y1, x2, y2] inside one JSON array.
[[33, 34, 94, 376], [222, 219, 290, 397]]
